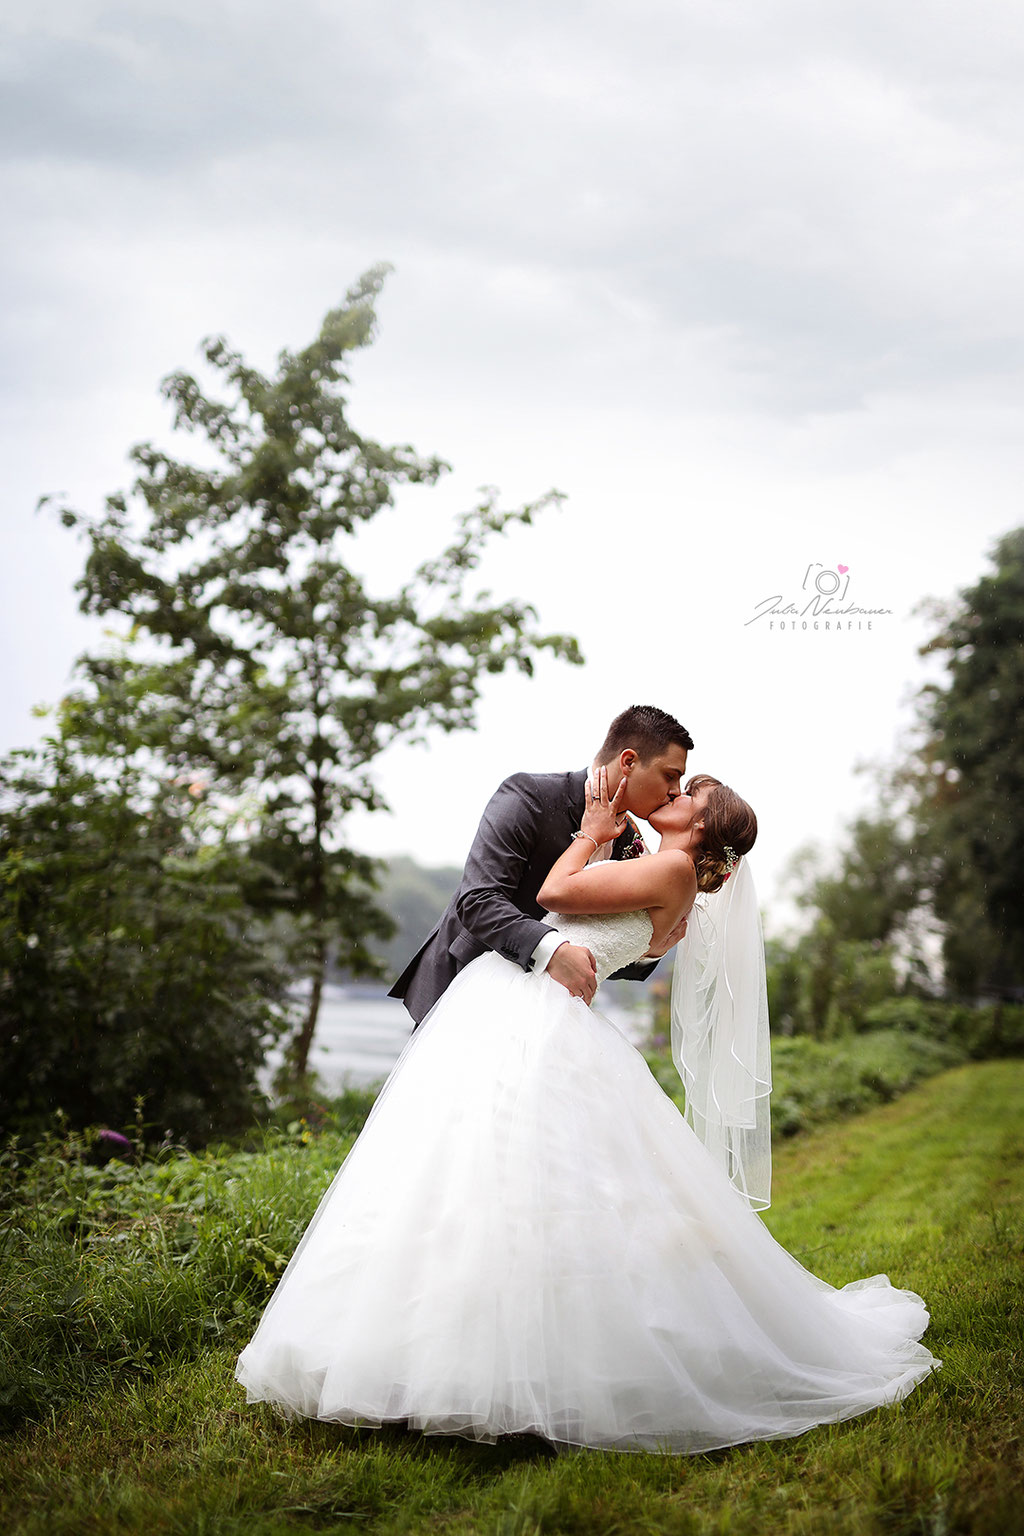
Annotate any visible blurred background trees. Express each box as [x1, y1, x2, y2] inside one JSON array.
[[1, 268, 580, 1140], [909, 527, 1024, 997], [764, 526, 1024, 1048]]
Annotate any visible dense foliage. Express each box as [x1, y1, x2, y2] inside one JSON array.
[[642, 1019, 1004, 1138], [911, 527, 1024, 994], [0, 735, 294, 1143], [0, 1115, 359, 1430]]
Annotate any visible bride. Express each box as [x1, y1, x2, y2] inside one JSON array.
[[236, 772, 939, 1453]]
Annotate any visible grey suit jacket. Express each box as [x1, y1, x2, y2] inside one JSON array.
[[388, 768, 656, 1024]]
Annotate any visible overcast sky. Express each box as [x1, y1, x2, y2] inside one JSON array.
[[4, 0, 1023, 931]]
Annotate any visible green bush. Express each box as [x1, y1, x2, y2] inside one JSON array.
[[0, 740, 295, 1144], [862, 997, 1024, 1059], [768, 1030, 964, 1137], [860, 996, 946, 1034], [645, 1026, 966, 1140]]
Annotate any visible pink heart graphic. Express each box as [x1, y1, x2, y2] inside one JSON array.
[[838, 564, 849, 574]]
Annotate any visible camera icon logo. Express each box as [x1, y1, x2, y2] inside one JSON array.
[[803, 563, 850, 600]]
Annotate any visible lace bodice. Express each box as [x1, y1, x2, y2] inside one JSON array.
[[549, 910, 654, 984]]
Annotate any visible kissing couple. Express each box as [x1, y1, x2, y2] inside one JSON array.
[[238, 705, 939, 1453]]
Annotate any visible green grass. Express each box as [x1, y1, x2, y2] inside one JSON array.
[[1, 1062, 1022, 1535]]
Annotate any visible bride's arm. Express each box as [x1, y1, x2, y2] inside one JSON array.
[[538, 768, 694, 917], [538, 842, 693, 916]]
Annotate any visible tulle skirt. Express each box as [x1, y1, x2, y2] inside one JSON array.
[[236, 954, 939, 1453]]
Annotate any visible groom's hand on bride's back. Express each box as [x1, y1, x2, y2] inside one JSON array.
[[645, 914, 689, 959], [546, 943, 598, 1005]]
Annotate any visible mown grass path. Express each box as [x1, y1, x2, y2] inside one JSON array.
[[2, 1061, 1022, 1536]]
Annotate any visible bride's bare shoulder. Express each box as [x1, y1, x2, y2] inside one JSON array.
[[649, 847, 694, 869], [648, 848, 697, 893]]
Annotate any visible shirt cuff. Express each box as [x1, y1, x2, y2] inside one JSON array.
[[530, 928, 566, 974]]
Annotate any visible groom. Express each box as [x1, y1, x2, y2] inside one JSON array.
[[389, 704, 694, 1023]]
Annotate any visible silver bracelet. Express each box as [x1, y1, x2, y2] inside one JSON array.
[[571, 831, 599, 852]]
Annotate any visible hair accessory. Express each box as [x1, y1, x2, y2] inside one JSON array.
[[722, 845, 740, 873]]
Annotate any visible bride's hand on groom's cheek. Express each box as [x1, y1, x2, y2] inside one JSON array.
[[582, 767, 628, 844]]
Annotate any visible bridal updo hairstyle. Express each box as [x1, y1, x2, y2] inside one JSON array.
[[687, 773, 758, 895]]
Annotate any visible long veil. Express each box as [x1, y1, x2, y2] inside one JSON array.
[[669, 859, 772, 1210]]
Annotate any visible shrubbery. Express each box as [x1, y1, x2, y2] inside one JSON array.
[[0, 1091, 377, 1430], [861, 996, 1024, 1059], [0, 741, 295, 1144], [644, 1027, 967, 1139], [766, 1031, 965, 1137]]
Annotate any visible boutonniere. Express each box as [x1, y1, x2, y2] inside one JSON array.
[[619, 817, 648, 860]]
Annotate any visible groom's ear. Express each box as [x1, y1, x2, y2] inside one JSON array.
[[620, 750, 638, 774]]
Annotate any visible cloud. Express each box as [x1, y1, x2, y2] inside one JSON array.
[[4, 0, 1024, 902], [4, 0, 1023, 415], [0, 0, 397, 169]]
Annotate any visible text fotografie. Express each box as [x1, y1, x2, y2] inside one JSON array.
[[745, 594, 894, 627]]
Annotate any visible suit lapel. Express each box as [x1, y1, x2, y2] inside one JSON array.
[[566, 769, 640, 860], [566, 768, 588, 830]]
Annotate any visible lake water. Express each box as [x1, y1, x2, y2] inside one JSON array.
[[263, 982, 653, 1095]]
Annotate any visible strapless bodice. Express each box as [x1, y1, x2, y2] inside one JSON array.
[[548, 910, 654, 983]]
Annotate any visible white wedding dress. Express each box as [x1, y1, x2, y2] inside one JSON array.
[[236, 911, 939, 1453]]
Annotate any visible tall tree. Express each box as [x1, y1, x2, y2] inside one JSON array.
[[913, 528, 1024, 994], [795, 813, 920, 949], [767, 808, 925, 1035], [49, 266, 581, 1076]]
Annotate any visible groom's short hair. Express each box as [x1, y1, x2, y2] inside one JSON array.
[[597, 705, 694, 763]]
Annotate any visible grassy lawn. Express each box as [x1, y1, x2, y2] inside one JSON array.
[[1, 1060, 1022, 1535]]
